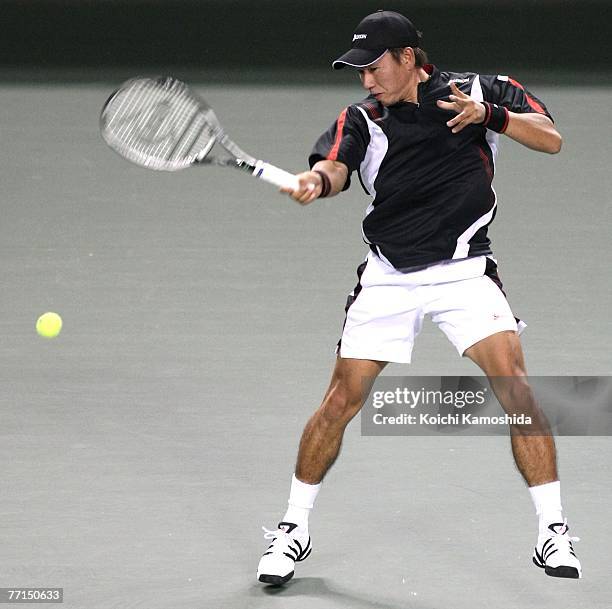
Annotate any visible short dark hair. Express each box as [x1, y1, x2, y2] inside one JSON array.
[[389, 47, 429, 68]]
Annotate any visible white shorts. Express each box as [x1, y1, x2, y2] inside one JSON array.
[[338, 251, 526, 363]]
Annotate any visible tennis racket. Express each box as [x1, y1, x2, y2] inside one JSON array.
[[100, 76, 300, 190]]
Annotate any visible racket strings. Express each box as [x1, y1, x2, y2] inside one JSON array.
[[101, 78, 216, 170]]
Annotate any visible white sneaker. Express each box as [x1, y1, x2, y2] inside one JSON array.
[[533, 520, 581, 579], [257, 522, 311, 585]]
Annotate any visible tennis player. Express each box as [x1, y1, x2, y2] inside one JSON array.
[[257, 10, 581, 584]]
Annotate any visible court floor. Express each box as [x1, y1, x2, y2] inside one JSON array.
[[1, 82, 611, 608]]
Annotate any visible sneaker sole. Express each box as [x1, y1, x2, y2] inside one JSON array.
[[533, 557, 581, 579], [544, 565, 580, 579], [258, 571, 294, 585]]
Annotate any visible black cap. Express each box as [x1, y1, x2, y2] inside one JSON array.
[[332, 10, 421, 70]]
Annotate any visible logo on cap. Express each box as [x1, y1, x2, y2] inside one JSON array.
[[352, 33, 368, 41]]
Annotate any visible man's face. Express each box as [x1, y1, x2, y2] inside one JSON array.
[[358, 50, 414, 106]]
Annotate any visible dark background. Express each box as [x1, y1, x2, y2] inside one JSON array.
[[2, 0, 611, 83]]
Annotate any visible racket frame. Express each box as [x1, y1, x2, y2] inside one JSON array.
[[100, 76, 299, 190]]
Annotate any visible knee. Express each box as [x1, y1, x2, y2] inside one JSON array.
[[493, 375, 538, 413], [490, 358, 529, 398], [320, 383, 364, 425]]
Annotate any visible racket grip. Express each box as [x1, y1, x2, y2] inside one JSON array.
[[253, 161, 300, 191]]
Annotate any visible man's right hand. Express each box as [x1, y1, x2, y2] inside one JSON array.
[[280, 160, 349, 205], [280, 171, 324, 206]]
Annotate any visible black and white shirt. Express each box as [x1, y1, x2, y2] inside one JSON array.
[[309, 64, 553, 269]]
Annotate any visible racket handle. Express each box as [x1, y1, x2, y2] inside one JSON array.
[[253, 161, 300, 191]]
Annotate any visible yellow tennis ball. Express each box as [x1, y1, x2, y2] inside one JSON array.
[[36, 312, 63, 338]]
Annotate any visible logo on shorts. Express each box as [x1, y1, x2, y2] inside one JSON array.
[[353, 33, 368, 41]]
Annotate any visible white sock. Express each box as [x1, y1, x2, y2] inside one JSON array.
[[529, 480, 563, 535], [282, 474, 321, 536]]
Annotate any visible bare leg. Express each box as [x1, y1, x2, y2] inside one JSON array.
[[464, 331, 558, 486], [295, 357, 387, 484]]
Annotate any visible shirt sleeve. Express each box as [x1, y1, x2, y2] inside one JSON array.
[[480, 75, 554, 122], [308, 105, 370, 190]]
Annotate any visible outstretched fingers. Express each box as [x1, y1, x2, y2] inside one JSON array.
[[437, 82, 486, 133]]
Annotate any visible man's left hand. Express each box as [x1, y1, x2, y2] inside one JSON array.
[[436, 82, 486, 133]]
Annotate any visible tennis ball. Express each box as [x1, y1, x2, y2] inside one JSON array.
[[36, 312, 63, 338]]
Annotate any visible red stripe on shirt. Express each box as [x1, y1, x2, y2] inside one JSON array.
[[478, 146, 493, 179], [327, 108, 348, 161], [363, 102, 380, 120], [509, 77, 546, 114]]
